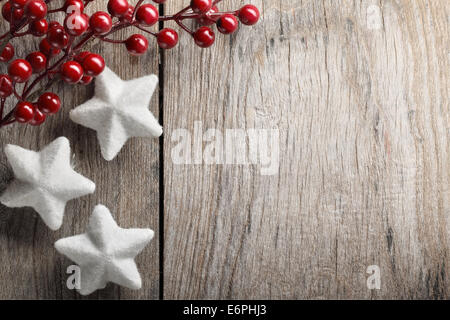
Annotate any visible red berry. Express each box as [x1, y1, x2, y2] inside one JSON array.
[[190, 0, 212, 14], [74, 51, 90, 63], [15, 102, 34, 123], [39, 38, 61, 57], [61, 61, 83, 84], [125, 34, 148, 56], [82, 53, 105, 76], [0, 43, 14, 63], [29, 19, 48, 37], [26, 51, 47, 73], [89, 11, 113, 35], [198, 5, 218, 25], [24, 0, 47, 20], [107, 0, 128, 17], [0, 75, 13, 98], [47, 26, 69, 49], [136, 4, 158, 26], [30, 107, 46, 126], [8, 59, 32, 83], [37, 92, 61, 114], [2, 2, 24, 22], [64, 13, 89, 36], [238, 5, 259, 25], [80, 75, 93, 85], [11, 0, 27, 9], [48, 20, 62, 30], [63, 0, 84, 14], [2, 2, 11, 20], [157, 28, 178, 49], [217, 14, 239, 34], [13, 8, 24, 20], [120, 4, 134, 22], [193, 26, 215, 48]]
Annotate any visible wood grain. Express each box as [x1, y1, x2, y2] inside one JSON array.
[[0, 3, 160, 299], [163, 0, 449, 299]]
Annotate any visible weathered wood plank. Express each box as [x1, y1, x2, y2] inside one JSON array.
[[0, 2, 160, 299], [163, 0, 449, 299]]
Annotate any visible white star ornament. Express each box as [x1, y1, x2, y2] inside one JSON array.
[[69, 67, 163, 161], [54, 204, 154, 295], [0, 137, 96, 230]]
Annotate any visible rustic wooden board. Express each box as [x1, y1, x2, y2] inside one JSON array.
[[0, 0, 448, 300], [0, 2, 160, 299], [163, 0, 449, 299]]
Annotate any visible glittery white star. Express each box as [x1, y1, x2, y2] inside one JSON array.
[[70, 67, 163, 161], [55, 204, 154, 295], [0, 137, 95, 230]]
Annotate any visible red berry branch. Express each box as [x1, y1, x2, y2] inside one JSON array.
[[0, 0, 259, 127]]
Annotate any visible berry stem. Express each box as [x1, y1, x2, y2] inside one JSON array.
[[0, 32, 11, 40], [47, 8, 63, 13], [175, 20, 193, 35], [12, 86, 22, 100], [0, 107, 16, 126], [132, 0, 144, 20], [12, 31, 29, 37], [97, 36, 124, 44], [0, 98, 5, 119], [26, 76, 58, 103], [73, 30, 95, 51], [134, 25, 156, 36]]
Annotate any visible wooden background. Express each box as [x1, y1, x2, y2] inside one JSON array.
[[0, 0, 448, 299]]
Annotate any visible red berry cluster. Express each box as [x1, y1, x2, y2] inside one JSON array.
[[0, 0, 260, 127]]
